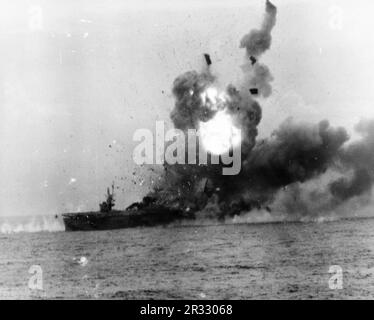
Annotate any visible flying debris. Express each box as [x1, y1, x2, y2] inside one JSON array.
[[249, 88, 258, 95], [250, 56, 257, 65], [204, 53, 212, 66]]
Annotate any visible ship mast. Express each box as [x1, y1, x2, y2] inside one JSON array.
[[99, 182, 115, 213]]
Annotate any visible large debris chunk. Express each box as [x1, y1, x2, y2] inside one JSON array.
[[204, 53, 212, 66], [249, 88, 259, 95]]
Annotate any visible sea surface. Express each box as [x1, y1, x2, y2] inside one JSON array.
[[1, 216, 374, 299]]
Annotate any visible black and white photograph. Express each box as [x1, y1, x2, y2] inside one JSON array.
[[1, 0, 374, 302]]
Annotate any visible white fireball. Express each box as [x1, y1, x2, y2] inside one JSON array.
[[198, 86, 241, 155], [199, 110, 241, 155]]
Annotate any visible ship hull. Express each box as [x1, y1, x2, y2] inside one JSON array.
[[62, 208, 191, 231]]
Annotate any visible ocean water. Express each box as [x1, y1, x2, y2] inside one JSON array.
[[1, 216, 374, 299]]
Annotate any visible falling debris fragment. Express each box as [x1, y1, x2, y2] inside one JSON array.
[[240, 0, 277, 58], [249, 88, 258, 95], [204, 53, 212, 66], [250, 56, 257, 65]]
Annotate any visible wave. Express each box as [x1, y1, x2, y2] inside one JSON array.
[[0, 216, 65, 234]]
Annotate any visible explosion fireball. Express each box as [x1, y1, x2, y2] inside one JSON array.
[[199, 110, 241, 155], [199, 86, 241, 155]]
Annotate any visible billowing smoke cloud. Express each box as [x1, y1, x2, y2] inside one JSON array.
[[240, 0, 277, 98], [331, 120, 374, 202], [170, 71, 216, 130], [137, 1, 374, 221], [254, 119, 374, 217], [243, 118, 349, 191], [240, 0, 277, 57]]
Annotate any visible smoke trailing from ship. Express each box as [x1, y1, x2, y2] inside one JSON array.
[[138, 1, 374, 220]]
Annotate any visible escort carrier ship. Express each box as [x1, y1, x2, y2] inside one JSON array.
[[61, 185, 191, 231]]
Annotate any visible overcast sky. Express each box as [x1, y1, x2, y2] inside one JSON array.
[[1, 0, 374, 216]]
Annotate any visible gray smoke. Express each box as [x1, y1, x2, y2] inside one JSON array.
[[240, 0, 277, 98], [170, 71, 216, 131], [331, 120, 374, 202], [258, 119, 374, 217], [243, 118, 349, 191], [240, 0, 277, 57]]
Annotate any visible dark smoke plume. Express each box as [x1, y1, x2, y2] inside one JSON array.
[[243, 119, 349, 191], [239, 0, 277, 98], [139, 1, 374, 220], [331, 120, 374, 202], [258, 120, 374, 217], [240, 0, 277, 58]]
